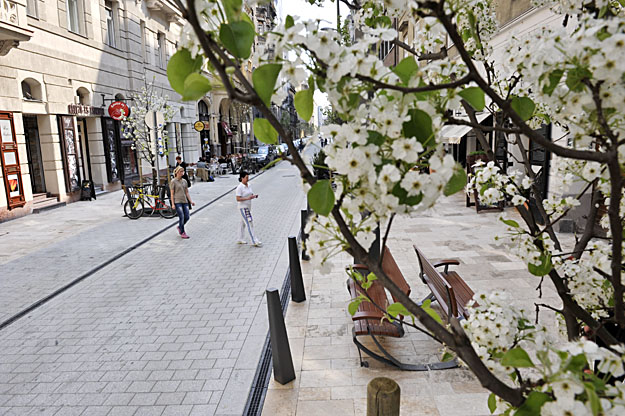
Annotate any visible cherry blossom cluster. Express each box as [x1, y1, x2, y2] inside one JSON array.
[[465, 292, 625, 414]]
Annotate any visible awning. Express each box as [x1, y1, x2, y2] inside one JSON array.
[[440, 113, 490, 144], [221, 121, 233, 136]]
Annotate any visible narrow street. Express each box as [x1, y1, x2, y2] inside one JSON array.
[[0, 161, 305, 416]]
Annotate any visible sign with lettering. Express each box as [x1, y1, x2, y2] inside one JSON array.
[[108, 101, 130, 120], [67, 104, 105, 117], [194, 121, 204, 132]]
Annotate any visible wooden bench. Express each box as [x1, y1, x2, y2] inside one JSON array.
[[413, 245, 475, 321], [346, 247, 459, 371]]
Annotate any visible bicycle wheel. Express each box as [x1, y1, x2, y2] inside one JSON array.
[[158, 192, 176, 219], [124, 199, 144, 219]]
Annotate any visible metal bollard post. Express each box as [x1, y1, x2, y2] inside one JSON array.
[[266, 288, 296, 385], [367, 377, 400, 416], [300, 209, 310, 261], [289, 236, 306, 303]]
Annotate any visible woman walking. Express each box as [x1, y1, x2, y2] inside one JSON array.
[[170, 166, 195, 239], [236, 171, 262, 247]]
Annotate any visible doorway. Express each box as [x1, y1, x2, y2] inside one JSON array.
[[23, 115, 46, 194]]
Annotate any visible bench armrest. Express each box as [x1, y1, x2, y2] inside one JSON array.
[[433, 259, 460, 274]]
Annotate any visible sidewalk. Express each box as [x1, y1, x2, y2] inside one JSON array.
[[262, 193, 566, 416]]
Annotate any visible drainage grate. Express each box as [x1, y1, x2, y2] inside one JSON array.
[[244, 243, 295, 415]]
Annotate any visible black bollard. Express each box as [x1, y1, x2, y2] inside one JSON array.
[[300, 209, 310, 261], [266, 288, 296, 385], [289, 236, 306, 302]]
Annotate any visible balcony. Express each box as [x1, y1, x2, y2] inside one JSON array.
[[0, 0, 33, 56], [146, 0, 183, 24]]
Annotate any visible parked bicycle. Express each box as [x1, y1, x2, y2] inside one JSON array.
[[122, 183, 175, 220]]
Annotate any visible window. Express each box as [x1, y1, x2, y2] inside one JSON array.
[[140, 21, 147, 62], [104, 1, 116, 48], [67, 0, 82, 34], [155, 33, 165, 68], [26, 0, 38, 18], [21, 79, 42, 101]]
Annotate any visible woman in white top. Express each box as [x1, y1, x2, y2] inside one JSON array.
[[235, 171, 262, 247]]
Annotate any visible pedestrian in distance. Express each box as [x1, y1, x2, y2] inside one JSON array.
[[170, 166, 195, 239], [175, 155, 191, 188], [236, 171, 262, 247]]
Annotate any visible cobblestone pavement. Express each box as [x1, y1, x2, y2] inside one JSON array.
[[0, 162, 306, 416], [262, 193, 568, 416], [0, 173, 245, 325]]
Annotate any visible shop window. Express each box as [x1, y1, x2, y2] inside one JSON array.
[[21, 78, 42, 101], [104, 1, 117, 48], [66, 0, 85, 35], [26, 0, 38, 18], [1, 113, 26, 209]]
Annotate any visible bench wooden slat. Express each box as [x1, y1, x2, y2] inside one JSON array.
[[381, 246, 411, 303], [444, 271, 474, 319], [414, 246, 458, 318], [347, 279, 389, 321], [354, 319, 403, 337]]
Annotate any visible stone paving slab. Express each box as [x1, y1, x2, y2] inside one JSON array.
[[0, 162, 306, 416], [262, 193, 571, 415], [0, 174, 245, 325]]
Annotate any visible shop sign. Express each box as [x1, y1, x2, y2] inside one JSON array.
[[67, 104, 105, 117], [0, 112, 26, 209], [193, 121, 204, 132], [108, 101, 130, 120]]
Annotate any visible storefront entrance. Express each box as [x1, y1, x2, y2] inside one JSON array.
[[23, 115, 46, 194], [102, 117, 138, 184]]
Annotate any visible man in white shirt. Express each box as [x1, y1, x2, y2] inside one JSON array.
[[235, 171, 262, 247]]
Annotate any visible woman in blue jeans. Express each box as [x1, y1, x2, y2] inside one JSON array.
[[170, 166, 195, 239]]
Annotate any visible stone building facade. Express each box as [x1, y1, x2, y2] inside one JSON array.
[[0, 0, 263, 221]]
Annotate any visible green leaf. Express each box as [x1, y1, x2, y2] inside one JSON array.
[[222, 0, 242, 22], [420, 299, 443, 324], [584, 383, 601, 416], [528, 252, 553, 277], [294, 89, 314, 121], [443, 164, 467, 196], [565, 66, 592, 93], [393, 56, 419, 85], [253, 64, 282, 106], [387, 302, 410, 318], [167, 49, 203, 95], [392, 182, 423, 206], [308, 180, 335, 216], [442, 351, 455, 362], [513, 392, 550, 416], [458, 87, 485, 111], [542, 69, 564, 96], [285, 15, 295, 29], [565, 353, 588, 373], [488, 393, 497, 414], [500, 218, 520, 228], [181, 73, 212, 101], [253, 118, 278, 144], [348, 297, 363, 316], [367, 130, 385, 146], [402, 109, 433, 145], [219, 21, 255, 59], [501, 347, 534, 368], [510, 97, 535, 121]]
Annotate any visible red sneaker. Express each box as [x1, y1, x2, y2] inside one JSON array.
[[181, 232, 190, 239]]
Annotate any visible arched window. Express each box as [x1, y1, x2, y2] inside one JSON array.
[[198, 100, 209, 116], [76, 87, 90, 105], [21, 78, 42, 101]]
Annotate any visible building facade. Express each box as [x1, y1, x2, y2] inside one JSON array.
[[0, 0, 262, 221]]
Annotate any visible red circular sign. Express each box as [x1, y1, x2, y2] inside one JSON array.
[[108, 101, 130, 120]]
